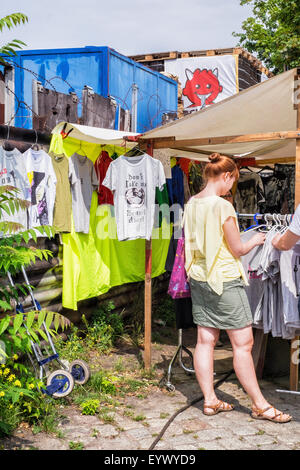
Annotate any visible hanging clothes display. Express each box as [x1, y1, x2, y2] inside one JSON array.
[[69, 153, 99, 234], [102, 153, 165, 241], [166, 163, 185, 209], [274, 164, 295, 214], [62, 196, 171, 310], [24, 148, 57, 229], [240, 218, 300, 339], [188, 161, 204, 196], [234, 168, 265, 214], [49, 152, 72, 233], [94, 150, 114, 206], [0, 146, 30, 230], [259, 164, 295, 215]]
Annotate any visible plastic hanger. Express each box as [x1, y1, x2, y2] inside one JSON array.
[[239, 166, 254, 173], [123, 145, 144, 158], [244, 213, 260, 231], [257, 165, 274, 173], [30, 129, 40, 151], [74, 140, 88, 157]]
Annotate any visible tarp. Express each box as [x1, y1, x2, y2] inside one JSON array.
[[62, 195, 171, 310], [141, 68, 298, 161], [52, 121, 139, 146], [165, 55, 239, 110]]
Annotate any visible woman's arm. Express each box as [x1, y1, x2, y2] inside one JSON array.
[[223, 216, 265, 258], [272, 230, 300, 251]]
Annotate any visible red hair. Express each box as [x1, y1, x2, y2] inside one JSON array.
[[204, 153, 239, 181]]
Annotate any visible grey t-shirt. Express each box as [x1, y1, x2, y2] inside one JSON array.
[[69, 154, 98, 234], [240, 230, 264, 316], [0, 146, 30, 231], [241, 229, 264, 274]]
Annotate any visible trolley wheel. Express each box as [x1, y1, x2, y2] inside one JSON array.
[[46, 370, 74, 398], [166, 383, 176, 392], [69, 360, 90, 385]]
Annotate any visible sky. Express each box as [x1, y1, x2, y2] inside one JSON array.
[[0, 0, 254, 56]]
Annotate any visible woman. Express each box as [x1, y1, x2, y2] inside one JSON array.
[[183, 153, 292, 423]]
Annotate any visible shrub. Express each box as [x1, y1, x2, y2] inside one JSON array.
[[80, 399, 100, 416]]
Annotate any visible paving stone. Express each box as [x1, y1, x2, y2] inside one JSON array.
[[125, 426, 153, 440], [172, 444, 199, 450], [243, 433, 279, 447]]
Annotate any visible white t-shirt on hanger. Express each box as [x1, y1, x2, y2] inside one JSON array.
[[23, 148, 57, 229], [0, 146, 31, 231], [102, 153, 166, 241]]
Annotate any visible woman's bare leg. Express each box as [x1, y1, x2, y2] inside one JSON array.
[[227, 325, 291, 420], [193, 326, 220, 404]]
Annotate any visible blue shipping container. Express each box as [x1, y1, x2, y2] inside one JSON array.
[[9, 46, 177, 133]]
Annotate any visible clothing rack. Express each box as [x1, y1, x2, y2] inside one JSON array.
[[163, 329, 195, 392], [237, 212, 299, 395]]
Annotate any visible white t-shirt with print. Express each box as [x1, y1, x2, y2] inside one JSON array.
[[102, 153, 166, 241], [23, 149, 57, 229]]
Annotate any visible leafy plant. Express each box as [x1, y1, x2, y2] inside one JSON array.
[[233, 0, 300, 73], [0, 185, 68, 435], [69, 441, 84, 450], [0, 13, 28, 65], [79, 399, 100, 416]]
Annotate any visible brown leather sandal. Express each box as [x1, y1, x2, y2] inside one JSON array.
[[251, 405, 292, 423], [203, 399, 235, 416]]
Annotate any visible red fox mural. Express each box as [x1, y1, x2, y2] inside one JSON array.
[[182, 68, 223, 109]]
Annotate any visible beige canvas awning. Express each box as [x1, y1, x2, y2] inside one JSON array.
[[140, 68, 298, 161]]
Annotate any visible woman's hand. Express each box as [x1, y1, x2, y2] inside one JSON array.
[[251, 232, 266, 246]]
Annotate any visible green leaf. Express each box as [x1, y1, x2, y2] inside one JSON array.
[[0, 316, 10, 336], [37, 310, 46, 329], [38, 328, 48, 342], [54, 314, 60, 331], [45, 312, 54, 330], [13, 313, 23, 334], [26, 311, 35, 330]]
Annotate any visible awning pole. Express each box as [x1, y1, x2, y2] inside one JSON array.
[[144, 141, 153, 370]]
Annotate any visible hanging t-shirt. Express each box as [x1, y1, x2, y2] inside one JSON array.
[[94, 150, 114, 206], [24, 148, 57, 228], [102, 153, 166, 241], [234, 171, 265, 214], [69, 153, 99, 234], [49, 152, 72, 233], [166, 164, 185, 209], [0, 146, 30, 230], [240, 230, 264, 315]]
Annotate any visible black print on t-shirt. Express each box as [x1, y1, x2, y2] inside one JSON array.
[[125, 188, 145, 208], [125, 172, 146, 225], [30, 171, 49, 225]]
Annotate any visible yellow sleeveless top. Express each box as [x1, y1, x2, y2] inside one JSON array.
[[183, 195, 248, 295]]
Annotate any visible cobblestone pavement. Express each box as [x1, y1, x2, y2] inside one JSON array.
[[1, 340, 300, 451]]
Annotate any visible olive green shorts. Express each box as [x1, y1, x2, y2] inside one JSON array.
[[189, 277, 253, 330]]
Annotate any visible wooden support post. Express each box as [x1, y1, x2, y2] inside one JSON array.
[[290, 72, 300, 391], [144, 141, 153, 370]]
